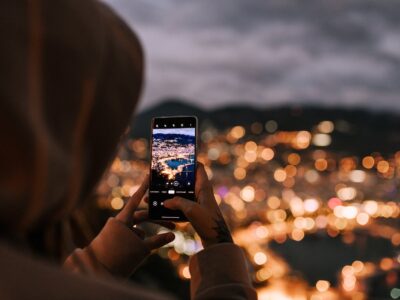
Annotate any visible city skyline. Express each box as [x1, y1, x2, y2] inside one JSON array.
[[153, 128, 195, 136], [100, 117, 400, 299], [151, 130, 195, 183]]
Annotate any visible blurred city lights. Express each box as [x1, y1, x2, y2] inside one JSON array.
[[313, 134, 332, 147], [316, 280, 330, 292], [318, 121, 334, 134], [254, 252, 268, 265], [110, 197, 124, 210], [97, 119, 400, 300]]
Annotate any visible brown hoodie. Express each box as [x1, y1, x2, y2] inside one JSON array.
[[0, 0, 256, 299]]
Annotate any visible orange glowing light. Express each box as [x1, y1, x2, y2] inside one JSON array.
[[356, 212, 369, 225], [391, 233, 400, 246], [285, 165, 297, 177], [230, 126, 246, 139], [315, 158, 328, 171], [234, 167, 247, 180], [304, 217, 315, 230], [342, 265, 354, 277], [380, 258, 393, 271], [291, 229, 305, 241], [295, 131, 311, 149], [244, 151, 257, 163], [318, 121, 334, 133], [254, 252, 268, 265], [245, 141, 258, 152], [290, 198, 305, 217], [261, 148, 275, 161], [241, 185, 255, 202], [315, 215, 328, 229], [256, 268, 272, 282], [167, 249, 180, 261], [352, 261, 364, 273], [363, 200, 378, 215], [218, 152, 231, 164], [305, 170, 319, 183], [342, 274, 356, 292], [316, 280, 330, 292], [208, 147, 220, 160], [110, 197, 124, 210], [282, 177, 295, 188], [255, 227, 269, 240], [337, 186, 357, 201], [340, 157, 356, 172], [362, 156, 375, 169], [274, 169, 287, 182], [267, 196, 281, 209], [377, 160, 390, 173], [287, 153, 301, 165], [179, 265, 191, 279]]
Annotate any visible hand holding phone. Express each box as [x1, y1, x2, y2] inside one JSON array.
[[164, 163, 233, 248], [149, 116, 197, 221], [115, 176, 176, 250]]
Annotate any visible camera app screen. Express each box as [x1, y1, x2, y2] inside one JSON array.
[[149, 118, 196, 218]]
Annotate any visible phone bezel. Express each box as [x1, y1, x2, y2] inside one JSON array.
[[148, 115, 198, 221]]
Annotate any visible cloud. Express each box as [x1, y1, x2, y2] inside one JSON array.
[[102, 0, 400, 112]]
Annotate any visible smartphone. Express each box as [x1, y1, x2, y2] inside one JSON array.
[[149, 116, 197, 221]]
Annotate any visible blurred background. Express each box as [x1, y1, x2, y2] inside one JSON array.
[[93, 0, 400, 299]]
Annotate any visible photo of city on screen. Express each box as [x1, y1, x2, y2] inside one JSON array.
[[151, 127, 195, 190]]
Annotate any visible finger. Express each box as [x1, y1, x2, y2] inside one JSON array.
[[144, 232, 175, 250], [195, 162, 209, 193], [116, 174, 149, 224], [143, 195, 149, 204], [133, 210, 176, 229], [131, 227, 145, 239], [164, 197, 214, 238], [163, 196, 198, 216], [133, 210, 149, 223], [195, 163, 214, 202]]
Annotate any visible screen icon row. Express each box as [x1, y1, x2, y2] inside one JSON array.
[[155, 123, 192, 128]]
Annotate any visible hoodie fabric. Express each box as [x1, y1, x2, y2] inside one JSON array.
[[0, 0, 256, 299]]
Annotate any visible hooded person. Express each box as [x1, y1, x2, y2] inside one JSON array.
[[0, 0, 257, 299]]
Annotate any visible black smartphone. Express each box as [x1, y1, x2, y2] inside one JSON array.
[[149, 116, 197, 221]]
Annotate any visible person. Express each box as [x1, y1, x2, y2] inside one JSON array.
[[0, 0, 256, 299]]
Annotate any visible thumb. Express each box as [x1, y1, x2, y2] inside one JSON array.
[[164, 197, 215, 241]]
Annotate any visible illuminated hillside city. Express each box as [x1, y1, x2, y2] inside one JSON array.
[[96, 119, 400, 300], [151, 133, 195, 182]]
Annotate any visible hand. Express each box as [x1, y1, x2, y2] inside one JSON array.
[[164, 163, 233, 249], [115, 175, 175, 251]]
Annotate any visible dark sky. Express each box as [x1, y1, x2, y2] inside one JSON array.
[[103, 0, 400, 112]]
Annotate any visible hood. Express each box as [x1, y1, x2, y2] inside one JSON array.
[[0, 0, 143, 241]]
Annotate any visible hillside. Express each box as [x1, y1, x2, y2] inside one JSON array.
[[131, 99, 400, 155]]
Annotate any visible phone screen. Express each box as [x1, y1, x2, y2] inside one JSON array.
[[149, 116, 197, 221]]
